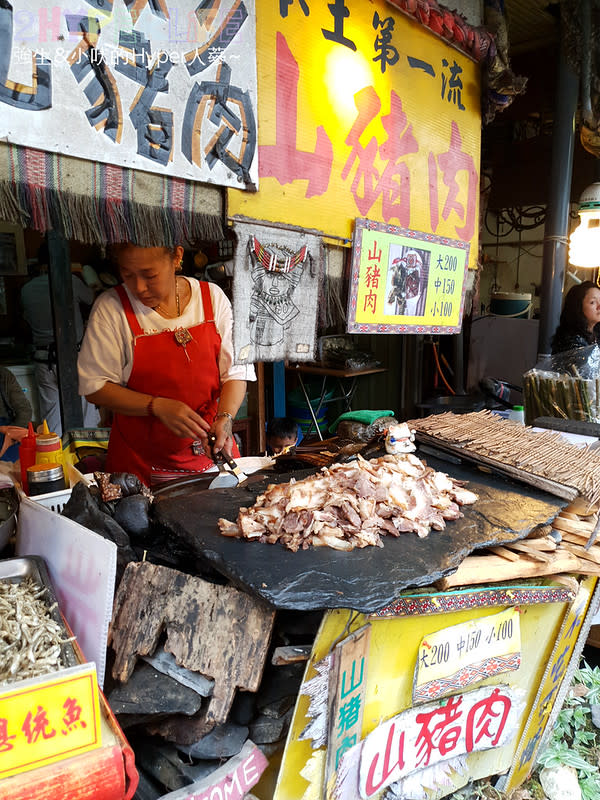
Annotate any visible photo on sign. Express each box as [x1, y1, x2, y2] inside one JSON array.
[[384, 246, 430, 317]]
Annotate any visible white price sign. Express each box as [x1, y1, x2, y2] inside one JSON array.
[[414, 608, 521, 702]]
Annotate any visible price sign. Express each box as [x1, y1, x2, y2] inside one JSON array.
[[414, 608, 521, 702], [347, 218, 470, 335], [0, 663, 101, 780]]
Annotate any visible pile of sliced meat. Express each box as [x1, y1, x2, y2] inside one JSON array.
[[218, 453, 477, 552]]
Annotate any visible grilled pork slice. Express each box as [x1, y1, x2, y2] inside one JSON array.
[[217, 453, 477, 551]]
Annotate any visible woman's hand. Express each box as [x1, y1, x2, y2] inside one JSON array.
[[208, 414, 234, 457], [152, 398, 211, 441]]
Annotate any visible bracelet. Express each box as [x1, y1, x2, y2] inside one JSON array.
[[215, 411, 234, 422], [147, 397, 157, 417]]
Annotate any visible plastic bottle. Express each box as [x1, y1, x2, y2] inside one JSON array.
[[509, 405, 525, 424], [19, 422, 37, 495], [35, 429, 68, 486]]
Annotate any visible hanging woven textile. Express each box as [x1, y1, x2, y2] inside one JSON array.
[[0, 142, 223, 246], [232, 219, 323, 364]]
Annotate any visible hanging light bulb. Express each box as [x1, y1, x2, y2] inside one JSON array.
[[569, 182, 600, 268]]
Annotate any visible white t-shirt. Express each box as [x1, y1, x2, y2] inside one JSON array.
[[78, 278, 255, 396]]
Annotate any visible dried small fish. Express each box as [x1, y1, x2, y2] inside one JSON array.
[[0, 577, 73, 685]]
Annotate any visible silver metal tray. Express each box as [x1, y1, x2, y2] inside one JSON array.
[[0, 555, 79, 671]]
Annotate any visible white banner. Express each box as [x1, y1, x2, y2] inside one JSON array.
[[0, 0, 257, 189]]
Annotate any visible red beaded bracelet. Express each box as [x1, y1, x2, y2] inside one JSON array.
[[147, 397, 156, 417]]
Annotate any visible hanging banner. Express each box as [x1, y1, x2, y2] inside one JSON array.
[[347, 218, 469, 334], [0, 1, 257, 189], [229, 0, 480, 268], [232, 219, 323, 363]]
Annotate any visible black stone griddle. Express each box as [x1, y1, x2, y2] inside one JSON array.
[[153, 454, 568, 613]]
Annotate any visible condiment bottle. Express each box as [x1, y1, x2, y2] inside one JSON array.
[[27, 463, 66, 497], [19, 422, 37, 495], [35, 432, 68, 486], [509, 405, 525, 424]]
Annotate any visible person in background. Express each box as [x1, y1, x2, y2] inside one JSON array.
[[266, 416, 300, 455], [551, 281, 600, 355], [78, 243, 255, 486], [20, 241, 99, 436], [0, 367, 33, 461]]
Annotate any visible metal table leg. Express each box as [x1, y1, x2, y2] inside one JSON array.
[[296, 373, 325, 441]]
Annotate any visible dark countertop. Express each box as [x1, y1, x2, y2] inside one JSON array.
[[153, 453, 569, 613]]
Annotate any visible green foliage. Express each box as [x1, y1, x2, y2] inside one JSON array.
[[574, 661, 600, 704], [536, 657, 600, 800]]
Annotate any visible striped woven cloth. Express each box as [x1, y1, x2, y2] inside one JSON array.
[[0, 142, 223, 246]]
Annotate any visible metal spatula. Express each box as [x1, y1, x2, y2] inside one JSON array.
[[208, 459, 239, 489], [207, 435, 249, 489]]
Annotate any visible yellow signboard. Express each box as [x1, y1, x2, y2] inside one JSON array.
[[271, 597, 568, 800], [504, 576, 597, 792], [348, 219, 469, 333], [0, 663, 101, 780], [229, 0, 481, 270]]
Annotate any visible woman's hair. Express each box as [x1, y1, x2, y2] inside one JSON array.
[[108, 242, 179, 261], [555, 281, 600, 342]]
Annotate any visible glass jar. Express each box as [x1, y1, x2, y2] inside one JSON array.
[[27, 463, 66, 497]]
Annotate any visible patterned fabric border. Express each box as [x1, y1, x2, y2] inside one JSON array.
[[0, 142, 223, 247], [370, 586, 576, 618], [414, 653, 522, 703]]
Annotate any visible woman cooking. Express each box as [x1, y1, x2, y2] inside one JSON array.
[[551, 280, 600, 355], [78, 243, 254, 486]]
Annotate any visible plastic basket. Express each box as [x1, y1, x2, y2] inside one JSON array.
[[30, 488, 72, 514]]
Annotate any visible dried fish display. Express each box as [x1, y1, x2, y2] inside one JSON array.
[[0, 577, 72, 685], [408, 410, 600, 507], [218, 453, 477, 551]]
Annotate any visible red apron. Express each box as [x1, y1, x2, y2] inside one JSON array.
[[106, 282, 225, 486]]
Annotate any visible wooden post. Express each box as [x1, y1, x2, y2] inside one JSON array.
[[47, 231, 83, 431]]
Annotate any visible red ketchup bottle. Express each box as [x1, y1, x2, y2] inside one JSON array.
[[19, 423, 37, 495]]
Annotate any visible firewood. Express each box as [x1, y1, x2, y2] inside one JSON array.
[[109, 562, 275, 744]]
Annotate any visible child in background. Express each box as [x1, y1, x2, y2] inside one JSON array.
[[266, 417, 299, 455]]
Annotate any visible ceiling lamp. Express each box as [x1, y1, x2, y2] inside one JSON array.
[[569, 182, 600, 268]]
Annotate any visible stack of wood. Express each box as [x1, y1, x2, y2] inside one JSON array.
[[106, 562, 311, 798], [438, 501, 600, 590]]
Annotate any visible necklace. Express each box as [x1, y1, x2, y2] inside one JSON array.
[[154, 277, 180, 318], [154, 278, 194, 362]]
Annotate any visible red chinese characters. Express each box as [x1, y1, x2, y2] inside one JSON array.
[[362, 241, 383, 314], [359, 685, 517, 799]]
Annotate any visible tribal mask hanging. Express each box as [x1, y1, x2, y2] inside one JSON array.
[[232, 220, 323, 364]]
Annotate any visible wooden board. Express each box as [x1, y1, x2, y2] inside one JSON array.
[[109, 562, 275, 743], [437, 508, 600, 589], [436, 551, 585, 590]]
